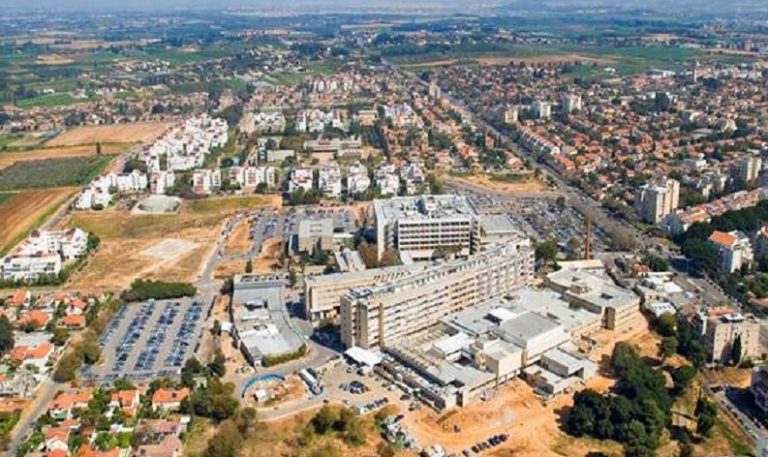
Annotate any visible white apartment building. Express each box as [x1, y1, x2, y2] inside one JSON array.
[[346, 162, 370, 195], [340, 240, 535, 349], [1, 228, 89, 281], [318, 164, 342, 198], [297, 109, 345, 133], [375, 164, 400, 196], [708, 230, 753, 273], [1, 252, 62, 282], [228, 166, 276, 189], [150, 170, 176, 195], [634, 177, 680, 224], [399, 162, 425, 195], [382, 103, 422, 128], [562, 94, 582, 113], [74, 187, 112, 210], [192, 169, 222, 195], [289, 168, 314, 193], [531, 100, 552, 119]]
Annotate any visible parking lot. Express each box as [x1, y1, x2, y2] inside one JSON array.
[[83, 299, 208, 382], [249, 207, 358, 254], [507, 198, 611, 254]]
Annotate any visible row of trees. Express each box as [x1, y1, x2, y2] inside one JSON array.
[[120, 279, 197, 302]]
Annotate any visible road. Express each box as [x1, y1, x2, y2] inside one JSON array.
[[7, 379, 60, 454]]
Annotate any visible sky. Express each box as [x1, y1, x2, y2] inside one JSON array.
[[0, 0, 759, 13], [2, 0, 480, 10]]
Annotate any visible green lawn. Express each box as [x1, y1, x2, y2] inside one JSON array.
[[0, 192, 12, 205], [270, 61, 341, 85], [15, 93, 94, 109]]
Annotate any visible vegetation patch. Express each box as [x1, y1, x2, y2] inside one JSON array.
[[0, 155, 113, 190]]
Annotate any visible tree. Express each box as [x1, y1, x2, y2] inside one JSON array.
[[731, 334, 742, 366], [660, 337, 678, 360], [77, 340, 101, 365], [0, 316, 14, 355], [695, 396, 717, 437], [208, 350, 226, 378], [656, 313, 677, 338], [534, 239, 558, 265], [671, 365, 697, 395], [311, 406, 338, 434], [53, 353, 81, 382]]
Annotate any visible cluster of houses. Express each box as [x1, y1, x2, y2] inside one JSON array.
[[140, 115, 228, 172], [31, 386, 190, 457], [0, 291, 94, 399], [0, 229, 90, 283]]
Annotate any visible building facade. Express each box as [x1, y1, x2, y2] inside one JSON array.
[[340, 240, 535, 349]]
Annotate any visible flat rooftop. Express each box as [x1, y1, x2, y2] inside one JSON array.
[[373, 195, 477, 224]]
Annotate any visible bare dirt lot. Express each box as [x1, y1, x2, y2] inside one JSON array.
[[46, 122, 174, 146], [0, 188, 77, 254], [454, 174, 551, 195], [0, 143, 127, 170], [66, 195, 278, 291], [224, 218, 252, 256]]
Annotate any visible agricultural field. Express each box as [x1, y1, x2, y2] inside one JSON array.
[[0, 143, 127, 171], [0, 188, 78, 255], [390, 43, 754, 76], [47, 121, 174, 146], [0, 155, 114, 190], [66, 194, 279, 290]]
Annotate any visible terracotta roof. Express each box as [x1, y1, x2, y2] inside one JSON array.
[[708, 230, 737, 247], [46, 450, 69, 457], [76, 445, 120, 457], [17, 309, 50, 328], [152, 388, 189, 405], [44, 425, 71, 442], [61, 314, 86, 327], [52, 390, 91, 412], [111, 390, 139, 407]]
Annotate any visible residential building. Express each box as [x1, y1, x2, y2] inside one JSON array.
[[750, 366, 768, 414], [694, 308, 761, 363], [151, 388, 190, 413], [289, 168, 314, 193], [634, 177, 680, 224], [346, 162, 370, 195], [192, 169, 221, 195], [562, 94, 582, 113], [150, 170, 176, 195], [340, 240, 535, 349], [731, 154, 762, 187], [318, 163, 342, 198], [531, 100, 552, 120], [708, 230, 753, 273]]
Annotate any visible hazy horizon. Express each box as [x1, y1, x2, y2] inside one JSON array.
[[3, 0, 766, 13]]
